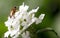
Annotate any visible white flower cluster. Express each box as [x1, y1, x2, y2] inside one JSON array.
[[4, 2, 45, 38]]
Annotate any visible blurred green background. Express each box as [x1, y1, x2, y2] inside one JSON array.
[[0, 0, 59, 38]]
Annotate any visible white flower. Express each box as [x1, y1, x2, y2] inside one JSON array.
[[5, 17, 14, 27], [19, 2, 29, 12], [4, 2, 45, 38], [22, 31, 30, 38]]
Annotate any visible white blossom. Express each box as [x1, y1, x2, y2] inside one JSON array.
[[4, 2, 45, 38], [22, 31, 30, 38]]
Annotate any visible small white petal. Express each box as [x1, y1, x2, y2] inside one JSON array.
[[22, 31, 30, 38], [36, 14, 45, 24], [19, 3, 29, 12], [14, 11, 20, 17], [39, 14, 45, 20], [4, 31, 10, 38], [28, 7, 39, 15]]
